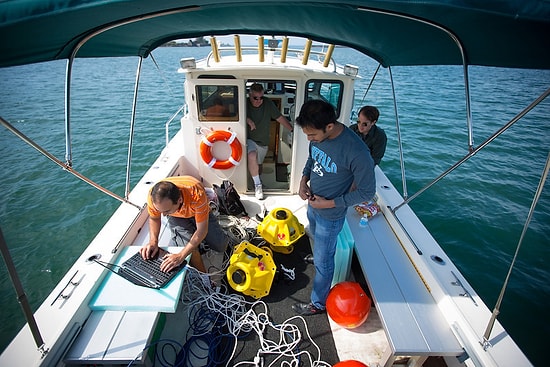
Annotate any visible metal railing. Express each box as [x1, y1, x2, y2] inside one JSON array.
[[165, 105, 186, 147]]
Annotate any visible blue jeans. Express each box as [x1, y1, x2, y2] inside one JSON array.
[[307, 206, 345, 309]]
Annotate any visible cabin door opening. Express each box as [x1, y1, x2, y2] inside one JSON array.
[[245, 80, 296, 193]]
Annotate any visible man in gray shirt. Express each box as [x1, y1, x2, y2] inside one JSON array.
[[293, 100, 376, 316]]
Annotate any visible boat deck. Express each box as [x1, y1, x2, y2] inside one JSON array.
[[154, 235, 385, 365], [65, 178, 464, 366], [142, 193, 390, 366]]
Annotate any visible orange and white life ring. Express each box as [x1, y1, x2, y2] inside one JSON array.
[[199, 130, 242, 169]]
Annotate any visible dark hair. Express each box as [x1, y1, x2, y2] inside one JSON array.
[[358, 105, 379, 123], [249, 83, 264, 93], [151, 181, 180, 204], [295, 100, 337, 130]]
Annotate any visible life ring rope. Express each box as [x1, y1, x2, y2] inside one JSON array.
[[199, 129, 242, 170], [201, 135, 214, 147], [226, 132, 237, 145]]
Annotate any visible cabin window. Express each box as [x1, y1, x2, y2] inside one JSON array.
[[197, 85, 239, 121], [305, 80, 343, 118]]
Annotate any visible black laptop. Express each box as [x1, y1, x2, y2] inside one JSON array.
[[117, 250, 186, 289]]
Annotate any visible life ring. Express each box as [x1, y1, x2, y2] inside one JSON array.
[[199, 130, 242, 169]]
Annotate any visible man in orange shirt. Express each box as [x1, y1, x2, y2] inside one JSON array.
[[139, 176, 228, 273]]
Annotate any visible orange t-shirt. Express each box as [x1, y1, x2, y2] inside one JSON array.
[[147, 176, 209, 223]]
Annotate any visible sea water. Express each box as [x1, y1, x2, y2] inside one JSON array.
[[0, 46, 549, 365]]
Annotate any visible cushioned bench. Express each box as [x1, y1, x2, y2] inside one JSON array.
[[346, 208, 463, 367]]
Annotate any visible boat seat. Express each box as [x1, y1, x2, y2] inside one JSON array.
[[346, 208, 464, 367], [64, 219, 178, 365], [64, 310, 162, 365]]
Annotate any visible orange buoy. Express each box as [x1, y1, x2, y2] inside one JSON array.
[[333, 360, 369, 367], [326, 281, 371, 329], [199, 130, 242, 169]]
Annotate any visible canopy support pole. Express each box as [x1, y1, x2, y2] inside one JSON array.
[[482, 150, 550, 349], [358, 63, 381, 109], [125, 56, 143, 198], [463, 64, 474, 152], [393, 87, 550, 212], [0, 116, 142, 210], [388, 66, 408, 199], [64, 58, 74, 167], [0, 226, 49, 357]]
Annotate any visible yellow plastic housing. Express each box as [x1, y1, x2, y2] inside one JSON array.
[[257, 208, 305, 253], [226, 241, 277, 299]]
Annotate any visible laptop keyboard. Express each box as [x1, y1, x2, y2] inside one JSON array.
[[121, 252, 181, 288]]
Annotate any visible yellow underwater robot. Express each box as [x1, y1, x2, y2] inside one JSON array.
[[256, 207, 305, 254], [226, 241, 276, 299], [227, 208, 305, 298]]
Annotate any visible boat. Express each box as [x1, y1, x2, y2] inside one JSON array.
[[1, 1, 549, 366]]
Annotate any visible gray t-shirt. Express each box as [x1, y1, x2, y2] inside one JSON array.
[[302, 124, 376, 219]]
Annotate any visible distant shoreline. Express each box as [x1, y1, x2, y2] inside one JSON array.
[[161, 43, 343, 48]]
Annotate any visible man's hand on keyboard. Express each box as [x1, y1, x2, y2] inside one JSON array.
[[140, 243, 159, 260], [160, 252, 185, 273]]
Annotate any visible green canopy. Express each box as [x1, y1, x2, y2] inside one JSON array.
[[1, 0, 549, 69]]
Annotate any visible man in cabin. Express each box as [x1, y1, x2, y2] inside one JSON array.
[[139, 176, 229, 274], [293, 100, 376, 316], [349, 105, 387, 165], [246, 83, 293, 200]]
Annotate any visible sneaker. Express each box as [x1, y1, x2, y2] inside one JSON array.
[[292, 302, 325, 316], [255, 184, 264, 200]]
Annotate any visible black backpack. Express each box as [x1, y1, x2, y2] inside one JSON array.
[[212, 180, 248, 217]]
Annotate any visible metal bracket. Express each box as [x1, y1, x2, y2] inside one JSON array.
[[51, 270, 80, 306], [451, 270, 478, 306]]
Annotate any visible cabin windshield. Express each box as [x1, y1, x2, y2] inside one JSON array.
[[306, 80, 343, 118]]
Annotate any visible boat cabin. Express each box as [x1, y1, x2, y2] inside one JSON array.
[[177, 42, 359, 194]]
